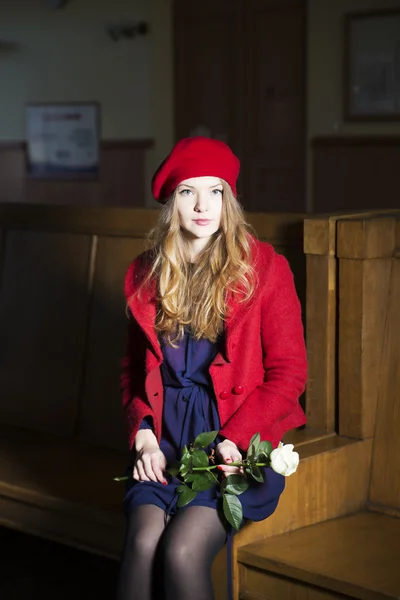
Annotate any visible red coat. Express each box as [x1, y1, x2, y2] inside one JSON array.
[[121, 237, 307, 451]]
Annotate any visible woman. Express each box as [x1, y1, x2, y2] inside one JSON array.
[[117, 137, 307, 600]]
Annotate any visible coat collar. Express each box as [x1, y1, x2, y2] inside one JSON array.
[[126, 239, 263, 363]]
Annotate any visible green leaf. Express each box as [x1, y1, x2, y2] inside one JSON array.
[[177, 485, 198, 508], [180, 456, 193, 480], [191, 472, 215, 492], [247, 444, 256, 463], [247, 463, 264, 483], [181, 446, 190, 466], [222, 475, 250, 496], [247, 432, 261, 457], [257, 440, 272, 458], [191, 450, 209, 468], [167, 462, 180, 477], [222, 493, 243, 530], [193, 431, 219, 449]]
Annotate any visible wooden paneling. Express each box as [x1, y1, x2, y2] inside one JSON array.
[[337, 217, 396, 260], [338, 258, 391, 439], [243, 0, 305, 212], [0, 143, 25, 203], [174, 0, 244, 158], [0, 140, 152, 207], [232, 437, 373, 600], [303, 212, 400, 436], [305, 255, 336, 431], [312, 137, 400, 213], [369, 257, 400, 511], [240, 565, 349, 600], [79, 236, 145, 450], [336, 216, 398, 439], [233, 437, 372, 551], [0, 230, 91, 435], [238, 512, 400, 600], [174, 0, 306, 213], [0, 203, 160, 237]]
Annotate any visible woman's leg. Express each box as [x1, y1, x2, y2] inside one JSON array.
[[159, 506, 227, 600], [116, 504, 168, 600]]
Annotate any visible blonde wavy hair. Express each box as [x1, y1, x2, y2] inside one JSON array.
[[138, 180, 258, 345]]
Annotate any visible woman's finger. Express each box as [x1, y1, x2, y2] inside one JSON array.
[[136, 461, 151, 482], [150, 454, 167, 484], [219, 452, 242, 464], [141, 455, 158, 482], [218, 464, 245, 475]]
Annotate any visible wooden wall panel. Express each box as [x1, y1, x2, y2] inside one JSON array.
[[0, 141, 152, 207], [174, 1, 244, 166], [313, 137, 400, 213], [0, 144, 25, 203], [174, 0, 306, 213], [0, 230, 91, 435], [369, 258, 400, 511], [79, 236, 146, 450], [243, 0, 305, 212]]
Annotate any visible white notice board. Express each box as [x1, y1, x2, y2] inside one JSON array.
[[26, 102, 100, 178]]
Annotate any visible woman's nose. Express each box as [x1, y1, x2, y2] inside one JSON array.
[[194, 193, 208, 212]]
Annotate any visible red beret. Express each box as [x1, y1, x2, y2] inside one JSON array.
[[151, 137, 240, 203]]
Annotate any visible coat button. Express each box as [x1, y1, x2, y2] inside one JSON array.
[[219, 390, 229, 400], [233, 385, 244, 395]]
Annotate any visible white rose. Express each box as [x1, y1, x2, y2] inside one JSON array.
[[270, 442, 299, 476]]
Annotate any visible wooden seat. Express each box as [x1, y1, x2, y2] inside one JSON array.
[[0, 422, 127, 558], [238, 512, 400, 600]]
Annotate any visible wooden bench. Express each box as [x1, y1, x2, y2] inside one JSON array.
[[236, 213, 400, 600], [2, 204, 398, 599], [0, 202, 307, 598]]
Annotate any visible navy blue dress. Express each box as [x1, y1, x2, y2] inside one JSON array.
[[124, 331, 285, 523]]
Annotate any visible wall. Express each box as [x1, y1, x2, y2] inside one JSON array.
[[0, 0, 151, 140], [2, 1, 398, 211], [0, 0, 175, 207], [307, 0, 400, 210]]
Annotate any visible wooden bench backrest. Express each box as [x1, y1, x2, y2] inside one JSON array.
[[305, 211, 400, 515], [304, 211, 400, 433], [0, 204, 305, 452], [335, 215, 400, 515]]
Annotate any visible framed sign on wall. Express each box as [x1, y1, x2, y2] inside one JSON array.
[[344, 9, 400, 121], [25, 102, 100, 178]]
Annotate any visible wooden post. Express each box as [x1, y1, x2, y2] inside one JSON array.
[[337, 216, 396, 440], [303, 215, 338, 433]]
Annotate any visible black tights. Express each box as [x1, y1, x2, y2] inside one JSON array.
[[116, 504, 227, 600]]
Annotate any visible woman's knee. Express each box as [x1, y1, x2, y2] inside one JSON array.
[[123, 524, 162, 564], [163, 538, 193, 574]]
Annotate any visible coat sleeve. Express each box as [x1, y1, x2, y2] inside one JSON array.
[[121, 316, 156, 450], [219, 253, 308, 450], [121, 259, 157, 450]]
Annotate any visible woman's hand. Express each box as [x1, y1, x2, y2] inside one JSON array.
[[133, 429, 167, 484], [216, 439, 245, 476]]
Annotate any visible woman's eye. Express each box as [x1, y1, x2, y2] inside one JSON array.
[[212, 188, 223, 195], [179, 188, 192, 196]]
